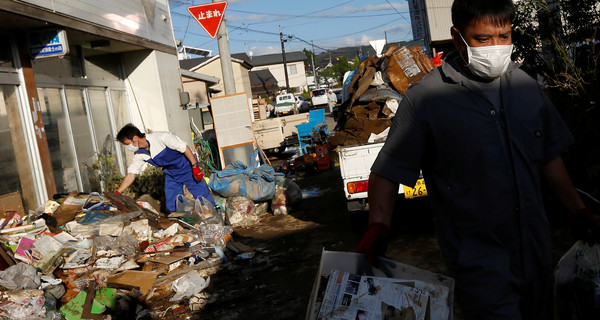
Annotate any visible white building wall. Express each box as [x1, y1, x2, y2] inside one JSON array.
[[255, 61, 307, 92], [121, 50, 192, 146], [19, 0, 175, 47], [425, 0, 453, 42]]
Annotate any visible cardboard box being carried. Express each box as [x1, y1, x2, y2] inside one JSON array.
[[306, 250, 454, 320]]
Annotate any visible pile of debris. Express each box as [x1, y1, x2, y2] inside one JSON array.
[[329, 45, 435, 148], [0, 157, 302, 319]]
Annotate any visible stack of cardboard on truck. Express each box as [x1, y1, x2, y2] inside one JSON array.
[[329, 45, 435, 149]]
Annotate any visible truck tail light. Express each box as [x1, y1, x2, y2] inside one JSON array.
[[347, 180, 368, 194]]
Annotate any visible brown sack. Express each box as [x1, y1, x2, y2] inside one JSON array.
[[382, 46, 434, 94], [351, 102, 381, 120]]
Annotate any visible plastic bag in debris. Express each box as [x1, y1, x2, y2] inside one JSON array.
[[0, 289, 46, 319], [272, 177, 303, 216], [182, 196, 223, 226], [123, 219, 152, 241], [272, 186, 288, 216], [0, 263, 41, 290], [225, 196, 258, 227], [176, 194, 195, 213], [555, 240, 600, 319], [77, 210, 113, 224], [208, 149, 284, 202], [65, 210, 142, 238], [277, 177, 302, 205], [198, 224, 233, 247], [170, 270, 210, 301], [94, 232, 139, 258]]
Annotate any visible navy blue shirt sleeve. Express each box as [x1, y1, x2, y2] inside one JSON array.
[[371, 93, 424, 187]]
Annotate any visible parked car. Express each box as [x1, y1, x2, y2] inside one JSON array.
[[273, 93, 299, 116], [295, 96, 310, 113], [311, 89, 328, 107]]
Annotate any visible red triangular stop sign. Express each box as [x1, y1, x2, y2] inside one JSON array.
[[187, 1, 228, 39]]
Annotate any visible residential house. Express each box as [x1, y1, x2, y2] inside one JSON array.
[[0, 0, 190, 210], [180, 70, 219, 131], [249, 51, 308, 93], [249, 69, 279, 98], [179, 53, 253, 101]]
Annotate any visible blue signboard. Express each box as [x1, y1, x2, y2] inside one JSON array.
[[28, 29, 69, 58]]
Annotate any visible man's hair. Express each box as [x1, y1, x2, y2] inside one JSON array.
[[451, 0, 514, 33], [116, 123, 145, 142]]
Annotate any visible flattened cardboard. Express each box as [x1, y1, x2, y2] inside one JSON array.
[[148, 251, 192, 265], [0, 192, 25, 217], [106, 270, 157, 297]]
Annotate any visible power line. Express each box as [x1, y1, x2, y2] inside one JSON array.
[[385, 0, 412, 25], [311, 17, 403, 41], [246, 0, 356, 25]]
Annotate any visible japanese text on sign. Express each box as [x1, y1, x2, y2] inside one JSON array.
[[187, 1, 228, 39]]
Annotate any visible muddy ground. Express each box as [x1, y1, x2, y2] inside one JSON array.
[[190, 113, 578, 320]]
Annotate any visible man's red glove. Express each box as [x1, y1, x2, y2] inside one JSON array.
[[569, 207, 600, 244], [356, 222, 390, 266], [192, 164, 203, 182]]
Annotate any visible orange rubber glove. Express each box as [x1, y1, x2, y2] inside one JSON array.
[[356, 222, 390, 266], [192, 164, 204, 182]]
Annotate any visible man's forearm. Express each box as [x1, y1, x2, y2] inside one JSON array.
[[542, 155, 585, 214], [184, 146, 198, 166], [117, 173, 137, 193], [368, 173, 399, 226]]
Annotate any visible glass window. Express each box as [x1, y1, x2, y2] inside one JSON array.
[[287, 64, 297, 74], [0, 85, 36, 209], [38, 87, 79, 193], [110, 90, 129, 130], [65, 88, 99, 192]]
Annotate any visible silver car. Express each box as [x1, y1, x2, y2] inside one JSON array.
[[311, 89, 328, 107]]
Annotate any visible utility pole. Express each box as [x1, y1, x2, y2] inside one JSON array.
[[311, 40, 318, 89], [214, 0, 235, 94], [279, 26, 290, 93]]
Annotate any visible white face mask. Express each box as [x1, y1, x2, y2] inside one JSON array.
[[459, 33, 513, 80], [125, 140, 139, 152]]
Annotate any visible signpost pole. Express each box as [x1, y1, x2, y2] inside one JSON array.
[[213, 0, 235, 95]]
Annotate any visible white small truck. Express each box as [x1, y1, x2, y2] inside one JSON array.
[[338, 142, 427, 211], [273, 93, 299, 116], [253, 113, 309, 154]]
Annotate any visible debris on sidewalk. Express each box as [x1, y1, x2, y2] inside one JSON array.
[[0, 153, 306, 318]]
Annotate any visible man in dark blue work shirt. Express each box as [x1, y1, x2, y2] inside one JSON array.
[[357, 0, 600, 319]]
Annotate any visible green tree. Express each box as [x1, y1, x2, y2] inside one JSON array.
[[513, 0, 600, 198], [319, 57, 355, 85], [303, 48, 315, 75]]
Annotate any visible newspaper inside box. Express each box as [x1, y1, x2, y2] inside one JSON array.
[[306, 250, 454, 320]]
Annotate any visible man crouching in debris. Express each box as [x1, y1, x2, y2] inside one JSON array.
[[115, 124, 215, 213], [357, 0, 600, 319]]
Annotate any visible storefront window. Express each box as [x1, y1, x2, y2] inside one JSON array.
[[0, 85, 36, 208], [65, 88, 99, 192], [38, 88, 79, 193]]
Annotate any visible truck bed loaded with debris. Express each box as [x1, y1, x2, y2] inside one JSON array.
[[328, 45, 435, 211]]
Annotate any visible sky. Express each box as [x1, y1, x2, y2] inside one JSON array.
[[168, 0, 413, 57]]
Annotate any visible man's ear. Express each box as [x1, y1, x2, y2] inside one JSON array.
[[450, 26, 463, 50]]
